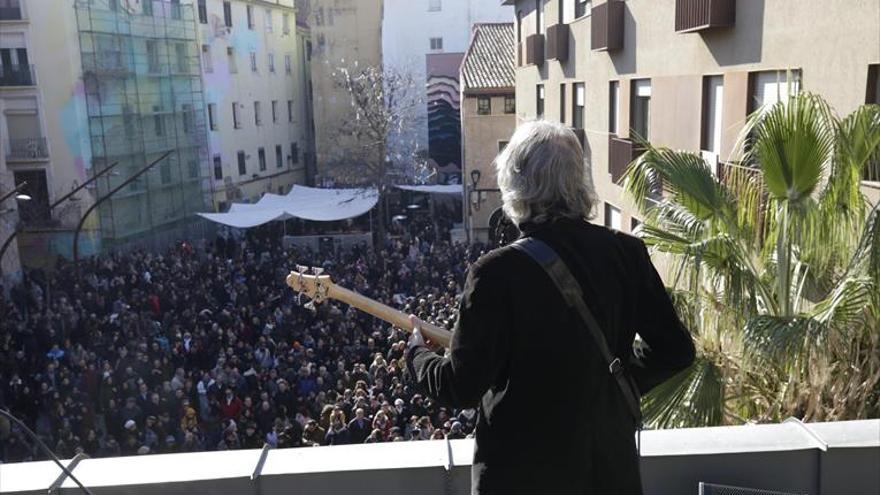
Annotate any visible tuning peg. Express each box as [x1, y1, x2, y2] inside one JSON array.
[[303, 300, 316, 312], [295, 264, 309, 274], [312, 267, 324, 276]]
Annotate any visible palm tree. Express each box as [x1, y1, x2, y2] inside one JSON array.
[[623, 92, 880, 428]]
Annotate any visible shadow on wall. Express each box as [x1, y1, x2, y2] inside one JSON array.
[[611, 4, 637, 76], [703, 0, 765, 66]]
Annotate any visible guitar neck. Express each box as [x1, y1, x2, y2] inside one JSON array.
[[328, 285, 453, 348]]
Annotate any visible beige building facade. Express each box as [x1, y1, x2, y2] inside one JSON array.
[[306, 0, 383, 179], [460, 23, 516, 243], [198, 0, 312, 210], [505, 0, 880, 241]]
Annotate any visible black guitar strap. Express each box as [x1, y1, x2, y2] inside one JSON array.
[[511, 237, 643, 427]]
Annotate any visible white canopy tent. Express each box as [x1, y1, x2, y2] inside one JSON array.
[[197, 186, 380, 229], [395, 184, 463, 195]]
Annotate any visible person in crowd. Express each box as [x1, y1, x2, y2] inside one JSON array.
[[0, 217, 481, 462]]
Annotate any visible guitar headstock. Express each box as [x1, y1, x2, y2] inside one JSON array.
[[285, 265, 335, 310]]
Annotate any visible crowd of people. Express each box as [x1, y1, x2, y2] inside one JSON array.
[[0, 221, 486, 462]]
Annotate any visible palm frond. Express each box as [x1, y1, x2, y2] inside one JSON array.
[[641, 356, 725, 428]]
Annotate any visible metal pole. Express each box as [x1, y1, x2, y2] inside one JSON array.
[[73, 151, 172, 263], [0, 181, 28, 205]]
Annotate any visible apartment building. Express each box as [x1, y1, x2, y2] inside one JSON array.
[[382, 0, 511, 183], [306, 0, 382, 179], [197, 0, 313, 210], [460, 23, 515, 242], [505, 0, 880, 238]]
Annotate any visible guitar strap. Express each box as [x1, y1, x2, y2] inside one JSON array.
[[510, 237, 643, 429]]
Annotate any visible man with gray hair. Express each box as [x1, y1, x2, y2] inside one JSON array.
[[407, 121, 695, 494]]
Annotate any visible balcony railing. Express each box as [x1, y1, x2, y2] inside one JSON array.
[[0, 64, 36, 86], [591, 0, 624, 52], [525, 33, 545, 66], [675, 0, 736, 33], [6, 137, 48, 160], [546, 23, 570, 62], [609, 136, 641, 183]]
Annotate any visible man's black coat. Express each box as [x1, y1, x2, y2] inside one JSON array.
[[408, 218, 695, 494]]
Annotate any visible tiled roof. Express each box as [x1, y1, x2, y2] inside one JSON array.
[[461, 23, 515, 92]]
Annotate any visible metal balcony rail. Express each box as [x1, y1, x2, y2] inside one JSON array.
[[0, 64, 36, 86], [6, 137, 49, 160], [675, 0, 736, 33]]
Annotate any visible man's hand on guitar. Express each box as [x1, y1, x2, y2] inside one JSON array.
[[408, 315, 442, 352]]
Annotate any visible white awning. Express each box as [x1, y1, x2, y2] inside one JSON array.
[[395, 184, 463, 195], [197, 186, 379, 228]]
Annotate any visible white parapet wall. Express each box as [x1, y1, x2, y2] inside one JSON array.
[[0, 419, 877, 495]]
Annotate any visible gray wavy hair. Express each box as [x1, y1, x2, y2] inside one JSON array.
[[494, 121, 597, 226]]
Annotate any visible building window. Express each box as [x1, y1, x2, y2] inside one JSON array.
[[170, 0, 181, 20], [575, 0, 591, 18], [143, 0, 153, 16], [499, 141, 509, 152], [271, 100, 278, 123], [182, 103, 193, 133], [153, 106, 164, 136], [516, 11, 523, 44], [201, 44, 213, 73], [247, 4, 254, 29], [213, 155, 223, 180], [146, 40, 160, 72], [428, 0, 441, 12], [237, 151, 247, 175], [227, 46, 237, 73], [430, 37, 443, 51], [291, 143, 299, 164], [701, 75, 724, 156], [868, 64, 880, 104], [254, 101, 262, 126], [109, 0, 118, 11], [198, 0, 207, 24], [258, 147, 267, 171], [208, 103, 218, 130], [276, 145, 283, 168], [160, 160, 172, 184], [283, 13, 291, 34], [631, 79, 651, 140], [268, 53, 275, 73], [175, 43, 187, 72], [559, 83, 567, 124], [232, 102, 241, 128], [477, 96, 491, 115], [609, 80, 619, 135], [504, 95, 516, 114], [748, 70, 801, 114], [604, 203, 621, 230], [631, 217, 642, 235], [536, 0, 545, 35], [223, 1, 232, 27], [573, 82, 585, 129], [285, 54, 292, 74], [250, 51, 258, 72], [188, 160, 199, 179], [537, 84, 545, 118], [288, 100, 293, 122], [265, 9, 273, 32]]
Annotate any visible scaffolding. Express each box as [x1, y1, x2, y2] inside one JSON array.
[[74, 0, 211, 243]]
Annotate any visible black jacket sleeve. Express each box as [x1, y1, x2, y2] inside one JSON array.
[[406, 254, 511, 409], [625, 237, 696, 394]]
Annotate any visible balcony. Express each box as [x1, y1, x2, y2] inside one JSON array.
[[675, 0, 736, 33], [6, 137, 48, 161], [546, 23, 570, 62], [525, 33, 545, 67], [0, 64, 35, 86], [609, 136, 640, 183], [591, 0, 624, 52]]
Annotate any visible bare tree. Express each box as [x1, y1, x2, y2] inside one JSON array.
[[324, 62, 428, 240]]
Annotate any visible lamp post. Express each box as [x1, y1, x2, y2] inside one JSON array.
[[0, 162, 120, 273], [73, 152, 171, 263], [0, 181, 30, 205]]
